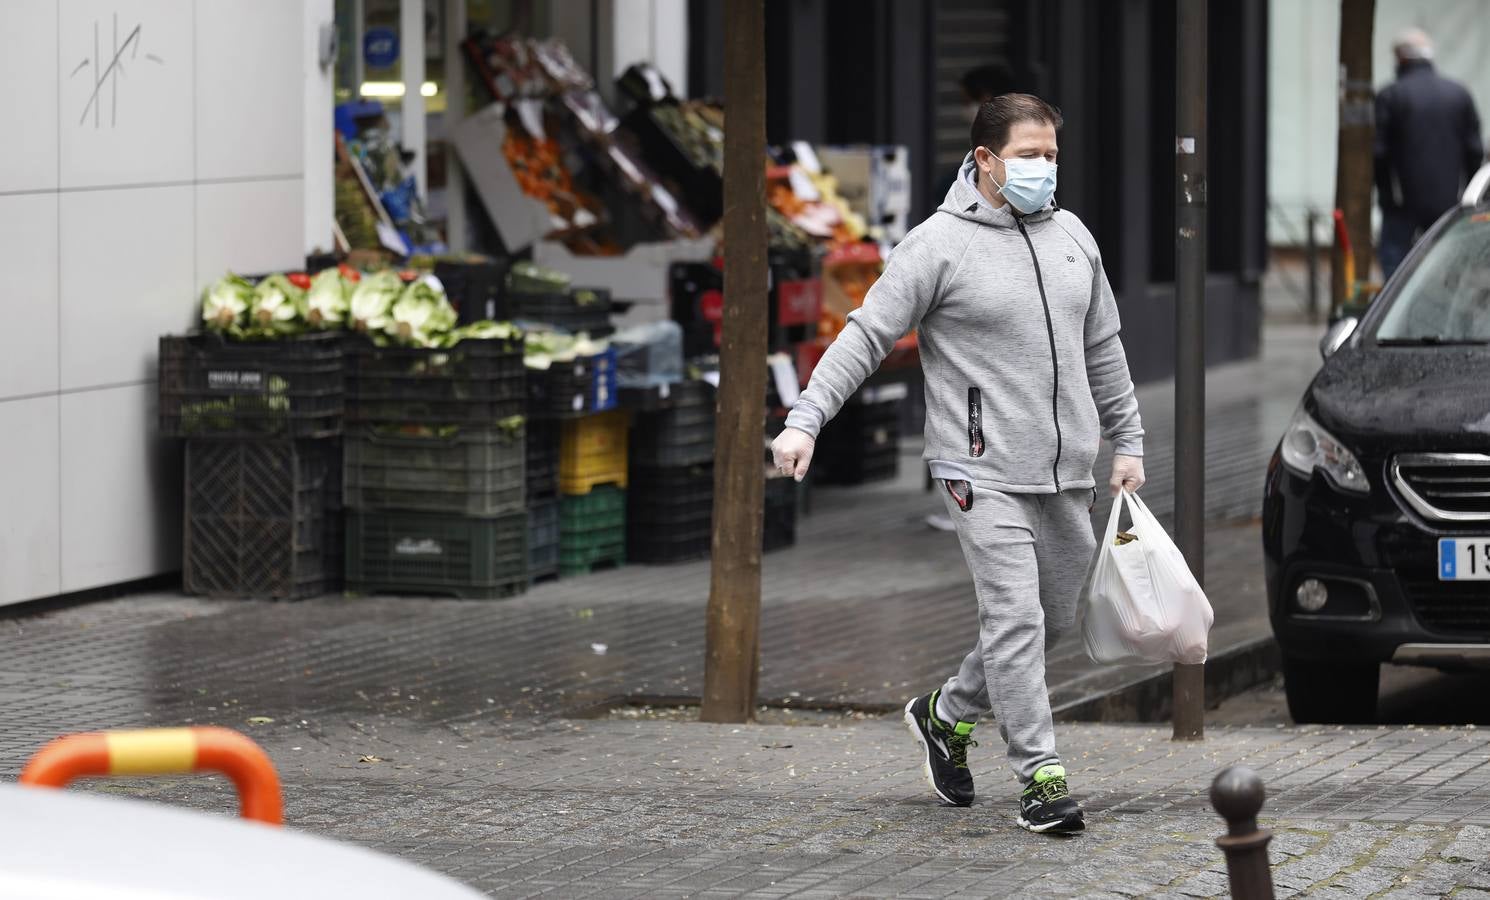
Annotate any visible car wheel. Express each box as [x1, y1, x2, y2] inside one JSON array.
[[1282, 656, 1379, 724]]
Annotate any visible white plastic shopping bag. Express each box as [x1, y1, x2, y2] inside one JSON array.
[[1080, 490, 1214, 665]]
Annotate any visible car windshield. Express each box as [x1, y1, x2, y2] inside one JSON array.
[[1375, 212, 1490, 343]]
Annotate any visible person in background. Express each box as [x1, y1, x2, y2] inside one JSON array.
[[771, 94, 1144, 835], [1375, 27, 1485, 281]]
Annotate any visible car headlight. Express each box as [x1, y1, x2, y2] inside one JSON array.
[[1280, 406, 1370, 494]]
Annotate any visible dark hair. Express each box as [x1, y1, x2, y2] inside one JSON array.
[[959, 64, 1013, 103], [970, 93, 1063, 153]]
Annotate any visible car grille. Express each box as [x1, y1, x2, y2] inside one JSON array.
[[1392, 453, 1490, 522], [1403, 579, 1490, 635]]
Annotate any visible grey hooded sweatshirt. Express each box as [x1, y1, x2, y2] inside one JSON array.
[[784, 153, 1143, 494]]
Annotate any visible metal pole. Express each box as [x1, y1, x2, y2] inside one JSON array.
[[1173, 0, 1207, 742], [1305, 210, 1320, 323], [701, 0, 768, 725], [1211, 767, 1277, 900]]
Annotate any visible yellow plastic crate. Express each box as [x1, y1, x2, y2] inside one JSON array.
[[559, 410, 628, 489], [560, 410, 629, 462], [559, 467, 628, 495]]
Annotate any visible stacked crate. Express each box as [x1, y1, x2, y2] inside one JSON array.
[[507, 261, 615, 337], [343, 334, 529, 599], [558, 410, 629, 575], [813, 384, 905, 485], [525, 419, 560, 584], [628, 381, 716, 564], [158, 331, 345, 600]]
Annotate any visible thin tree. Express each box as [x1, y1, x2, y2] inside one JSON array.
[[701, 0, 769, 724]]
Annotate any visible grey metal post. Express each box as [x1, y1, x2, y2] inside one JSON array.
[[1173, 0, 1207, 742], [1211, 767, 1277, 900], [1305, 210, 1320, 323]]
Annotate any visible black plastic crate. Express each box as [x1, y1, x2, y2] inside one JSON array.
[[527, 347, 619, 419], [632, 400, 714, 467], [345, 509, 527, 600], [628, 524, 711, 564], [625, 461, 712, 524], [508, 288, 614, 337], [346, 335, 526, 426], [814, 393, 902, 486], [764, 477, 798, 552], [183, 439, 341, 599], [620, 379, 713, 412], [818, 442, 900, 485], [160, 332, 343, 439], [526, 419, 559, 500], [529, 498, 559, 552], [344, 424, 525, 516], [434, 258, 509, 323], [529, 498, 559, 583]]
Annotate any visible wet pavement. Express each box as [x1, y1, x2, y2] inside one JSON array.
[[0, 322, 1337, 896]]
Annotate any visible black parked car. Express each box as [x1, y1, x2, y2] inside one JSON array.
[[1265, 164, 1490, 723]]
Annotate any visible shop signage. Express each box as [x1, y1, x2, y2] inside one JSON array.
[[363, 28, 399, 69]]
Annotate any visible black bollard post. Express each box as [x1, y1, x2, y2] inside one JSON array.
[[1210, 766, 1276, 900]]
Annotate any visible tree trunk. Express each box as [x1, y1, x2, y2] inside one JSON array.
[[1332, 0, 1376, 315], [701, 0, 768, 724]]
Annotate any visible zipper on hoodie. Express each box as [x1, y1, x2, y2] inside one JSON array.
[[967, 387, 985, 457], [1015, 218, 1063, 492]]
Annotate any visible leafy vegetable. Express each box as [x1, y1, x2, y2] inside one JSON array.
[[387, 279, 457, 347], [202, 274, 254, 333], [303, 269, 350, 330], [443, 320, 521, 346], [349, 270, 404, 334], [246, 274, 306, 338]]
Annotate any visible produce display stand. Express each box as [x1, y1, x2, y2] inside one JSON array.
[[334, 133, 400, 258]]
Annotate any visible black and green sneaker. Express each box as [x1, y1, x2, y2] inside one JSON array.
[[904, 690, 977, 806], [1017, 764, 1085, 834]]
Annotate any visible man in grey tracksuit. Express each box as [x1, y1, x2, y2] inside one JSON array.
[[771, 94, 1144, 834]]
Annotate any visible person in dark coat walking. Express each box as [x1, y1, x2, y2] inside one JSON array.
[[1375, 28, 1486, 280]]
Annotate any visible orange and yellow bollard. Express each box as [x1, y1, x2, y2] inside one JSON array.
[[19, 726, 283, 825]]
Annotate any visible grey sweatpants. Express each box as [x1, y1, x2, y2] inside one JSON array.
[[936, 482, 1098, 783]]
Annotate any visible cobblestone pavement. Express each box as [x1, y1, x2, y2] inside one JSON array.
[[16, 712, 1490, 898]]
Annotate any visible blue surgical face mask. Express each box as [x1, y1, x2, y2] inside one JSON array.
[[989, 152, 1058, 214]]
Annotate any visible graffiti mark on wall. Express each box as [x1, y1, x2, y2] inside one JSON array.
[[70, 13, 165, 128]]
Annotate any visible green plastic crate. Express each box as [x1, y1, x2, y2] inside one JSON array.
[[559, 485, 626, 531], [345, 509, 527, 600], [345, 423, 525, 516], [559, 542, 625, 576]]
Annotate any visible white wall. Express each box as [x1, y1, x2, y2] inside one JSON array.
[[0, 0, 311, 607], [1268, 0, 1490, 245], [305, 0, 337, 256]]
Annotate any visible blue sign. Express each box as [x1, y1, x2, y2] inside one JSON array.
[[363, 28, 399, 69]]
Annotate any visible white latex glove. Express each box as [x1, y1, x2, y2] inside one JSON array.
[[771, 427, 816, 482], [1111, 454, 1146, 496]]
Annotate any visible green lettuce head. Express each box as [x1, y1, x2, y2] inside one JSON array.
[[201, 274, 254, 333], [247, 274, 306, 337], [388, 278, 458, 347], [349, 270, 404, 334], [303, 268, 349, 329]]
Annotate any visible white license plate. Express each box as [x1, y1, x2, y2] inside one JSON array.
[[1440, 538, 1490, 580]]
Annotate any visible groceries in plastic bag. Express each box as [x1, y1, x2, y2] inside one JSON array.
[[1080, 490, 1213, 665]]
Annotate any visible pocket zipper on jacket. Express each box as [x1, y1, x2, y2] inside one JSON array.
[[968, 387, 985, 457], [1016, 218, 1063, 492]]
